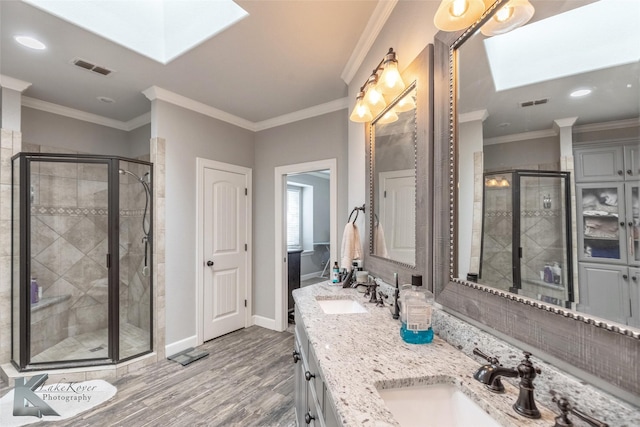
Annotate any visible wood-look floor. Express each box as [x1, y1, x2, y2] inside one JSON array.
[[7, 326, 295, 427]]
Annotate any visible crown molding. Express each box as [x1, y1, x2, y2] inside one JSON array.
[[484, 128, 558, 146], [341, 0, 399, 85], [254, 98, 349, 132], [0, 74, 32, 92], [22, 96, 149, 131], [459, 109, 489, 123], [574, 117, 639, 134], [143, 85, 255, 131]]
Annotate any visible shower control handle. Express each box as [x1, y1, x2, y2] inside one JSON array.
[[206, 260, 214, 267]]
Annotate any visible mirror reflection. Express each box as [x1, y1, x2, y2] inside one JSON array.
[[456, 0, 640, 327], [371, 85, 417, 266]]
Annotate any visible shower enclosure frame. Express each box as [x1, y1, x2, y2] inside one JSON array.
[[479, 169, 574, 307], [11, 153, 153, 371]]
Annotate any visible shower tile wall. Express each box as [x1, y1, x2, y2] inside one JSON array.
[[480, 184, 513, 290]]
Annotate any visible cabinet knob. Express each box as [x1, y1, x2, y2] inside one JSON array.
[[623, 274, 628, 280], [627, 169, 633, 175], [629, 222, 634, 228], [305, 371, 315, 381], [633, 276, 638, 282], [206, 260, 214, 267], [620, 222, 625, 227], [618, 170, 624, 176], [292, 350, 301, 364], [305, 412, 315, 424]]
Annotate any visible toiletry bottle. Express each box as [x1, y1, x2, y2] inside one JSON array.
[[30, 277, 39, 304], [543, 263, 553, 283], [331, 262, 340, 283], [552, 262, 562, 285], [400, 275, 434, 344]]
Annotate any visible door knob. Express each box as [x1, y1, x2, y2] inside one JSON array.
[[206, 260, 214, 267]]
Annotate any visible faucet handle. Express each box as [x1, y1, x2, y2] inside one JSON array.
[[552, 395, 609, 427], [517, 352, 541, 380], [473, 348, 501, 366]]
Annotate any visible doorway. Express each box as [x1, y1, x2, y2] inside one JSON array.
[[196, 159, 252, 344], [274, 159, 337, 331]]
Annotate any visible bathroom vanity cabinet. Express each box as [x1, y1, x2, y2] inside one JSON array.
[[574, 142, 640, 182], [293, 306, 339, 427]]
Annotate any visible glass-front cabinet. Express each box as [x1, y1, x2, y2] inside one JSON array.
[[577, 183, 628, 264], [626, 183, 640, 265]]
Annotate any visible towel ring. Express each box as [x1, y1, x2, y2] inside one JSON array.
[[348, 204, 366, 223]]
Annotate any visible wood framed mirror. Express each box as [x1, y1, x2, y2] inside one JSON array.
[[433, 0, 640, 402]]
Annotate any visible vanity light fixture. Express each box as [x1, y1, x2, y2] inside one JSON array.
[[434, 0, 485, 32], [349, 48, 408, 123], [14, 35, 46, 50], [480, 0, 535, 37]]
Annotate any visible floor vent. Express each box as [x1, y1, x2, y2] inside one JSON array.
[[519, 98, 549, 108], [71, 58, 114, 76]]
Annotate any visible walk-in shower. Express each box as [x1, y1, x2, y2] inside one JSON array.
[[479, 170, 573, 308], [11, 153, 153, 370]]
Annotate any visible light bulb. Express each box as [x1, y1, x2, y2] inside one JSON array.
[[363, 75, 386, 117], [349, 92, 373, 123], [378, 57, 405, 96], [450, 0, 469, 17], [377, 109, 398, 124], [495, 5, 513, 22]]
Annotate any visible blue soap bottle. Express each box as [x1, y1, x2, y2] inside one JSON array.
[[400, 275, 434, 344]]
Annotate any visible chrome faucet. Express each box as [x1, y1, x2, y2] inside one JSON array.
[[473, 348, 542, 419]]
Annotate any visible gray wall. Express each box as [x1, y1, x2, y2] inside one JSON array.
[[154, 100, 254, 345], [483, 136, 559, 171], [254, 110, 348, 319], [21, 107, 131, 156], [128, 124, 152, 158]]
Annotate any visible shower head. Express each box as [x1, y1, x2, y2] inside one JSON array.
[[119, 168, 145, 182]]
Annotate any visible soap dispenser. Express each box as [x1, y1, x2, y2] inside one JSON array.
[[400, 275, 434, 344]]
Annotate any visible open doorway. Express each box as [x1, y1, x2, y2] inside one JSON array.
[[274, 159, 337, 331]]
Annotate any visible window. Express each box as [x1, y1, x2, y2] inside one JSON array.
[[287, 186, 302, 249]]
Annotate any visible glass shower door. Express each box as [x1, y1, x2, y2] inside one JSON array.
[[518, 173, 572, 307], [29, 158, 111, 364]]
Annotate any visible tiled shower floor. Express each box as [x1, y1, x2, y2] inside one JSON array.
[[31, 322, 150, 363]]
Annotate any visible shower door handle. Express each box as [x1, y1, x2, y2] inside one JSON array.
[[206, 260, 214, 267]]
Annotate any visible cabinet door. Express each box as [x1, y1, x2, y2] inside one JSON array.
[[578, 263, 630, 324], [626, 183, 640, 267], [577, 183, 627, 263], [323, 390, 341, 427], [575, 145, 625, 182], [630, 267, 640, 328], [624, 144, 640, 180], [294, 338, 307, 427]]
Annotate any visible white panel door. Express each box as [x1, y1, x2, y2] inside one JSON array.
[[203, 167, 248, 341], [379, 170, 416, 265]]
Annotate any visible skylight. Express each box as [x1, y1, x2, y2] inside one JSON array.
[[22, 0, 248, 64], [484, 0, 640, 91]]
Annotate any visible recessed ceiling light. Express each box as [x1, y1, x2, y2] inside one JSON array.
[[570, 89, 592, 98], [14, 35, 46, 50], [97, 96, 115, 104]]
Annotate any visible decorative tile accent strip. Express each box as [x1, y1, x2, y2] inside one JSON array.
[[30, 206, 144, 216]]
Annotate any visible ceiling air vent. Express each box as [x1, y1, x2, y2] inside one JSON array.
[[519, 98, 549, 108], [71, 58, 114, 76]]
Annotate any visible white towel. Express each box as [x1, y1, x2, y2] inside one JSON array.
[[340, 223, 363, 270], [374, 223, 389, 258]]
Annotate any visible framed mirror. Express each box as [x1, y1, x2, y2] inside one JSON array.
[[434, 0, 640, 400], [371, 84, 417, 266], [364, 44, 433, 286]]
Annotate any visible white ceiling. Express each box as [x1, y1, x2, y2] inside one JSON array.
[[1, 0, 379, 126]]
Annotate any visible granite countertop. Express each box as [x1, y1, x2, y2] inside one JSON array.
[[293, 282, 557, 427]]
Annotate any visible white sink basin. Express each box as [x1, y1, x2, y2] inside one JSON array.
[[316, 298, 367, 314], [377, 383, 502, 427]]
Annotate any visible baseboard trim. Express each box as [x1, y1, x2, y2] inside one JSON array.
[[165, 335, 198, 358], [253, 315, 277, 331]]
